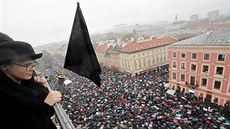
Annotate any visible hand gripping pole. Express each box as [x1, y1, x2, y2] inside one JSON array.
[[47, 81, 75, 129]]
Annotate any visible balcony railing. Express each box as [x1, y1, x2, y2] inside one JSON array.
[[185, 81, 199, 89]]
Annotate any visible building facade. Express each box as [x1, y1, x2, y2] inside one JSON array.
[[168, 29, 230, 106], [119, 36, 177, 76], [110, 51, 121, 70]]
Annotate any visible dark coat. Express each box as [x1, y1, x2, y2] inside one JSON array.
[[0, 71, 57, 129]]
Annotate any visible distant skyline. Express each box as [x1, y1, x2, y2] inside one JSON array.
[[0, 0, 228, 47]]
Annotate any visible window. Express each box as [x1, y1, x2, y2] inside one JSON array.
[[173, 72, 176, 79], [192, 53, 197, 59], [201, 78, 207, 86], [216, 67, 223, 75], [139, 60, 141, 68], [173, 52, 177, 57], [218, 54, 225, 61], [134, 61, 137, 69], [160, 57, 163, 62], [181, 53, 186, 58], [152, 57, 155, 64], [214, 81, 221, 90], [143, 59, 146, 67], [191, 64, 196, 71], [190, 76, 195, 85], [202, 65, 209, 72], [122, 61, 124, 67], [173, 62, 176, 68], [181, 62, 185, 69], [204, 53, 210, 60], [181, 74, 185, 81]]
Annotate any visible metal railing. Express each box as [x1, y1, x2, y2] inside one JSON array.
[[46, 79, 75, 129]]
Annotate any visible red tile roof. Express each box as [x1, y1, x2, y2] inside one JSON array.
[[119, 36, 177, 53], [93, 43, 99, 50], [96, 44, 108, 54]]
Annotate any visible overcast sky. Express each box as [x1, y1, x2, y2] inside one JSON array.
[[0, 0, 228, 47]]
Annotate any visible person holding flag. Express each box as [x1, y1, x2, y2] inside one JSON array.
[[0, 39, 62, 129]]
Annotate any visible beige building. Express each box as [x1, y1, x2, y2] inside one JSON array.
[[95, 44, 107, 66], [119, 37, 177, 76], [110, 51, 121, 70]]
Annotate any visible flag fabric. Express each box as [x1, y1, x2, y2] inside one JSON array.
[[64, 2, 101, 86]]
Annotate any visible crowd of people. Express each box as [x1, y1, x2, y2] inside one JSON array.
[[59, 67, 229, 129]]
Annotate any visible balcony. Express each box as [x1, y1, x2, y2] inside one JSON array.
[[185, 81, 199, 89]]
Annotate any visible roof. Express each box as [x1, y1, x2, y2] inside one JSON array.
[[119, 36, 177, 53], [171, 29, 230, 46], [183, 22, 230, 30], [112, 44, 122, 51], [105, 45, 114, 56], [173, 33, 197, 41], [96, 44, 108, 54]]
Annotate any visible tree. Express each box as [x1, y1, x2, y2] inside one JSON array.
[[121, 33, 136, 42]]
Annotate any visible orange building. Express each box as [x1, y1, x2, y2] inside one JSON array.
[[168, 29, 230, 106]]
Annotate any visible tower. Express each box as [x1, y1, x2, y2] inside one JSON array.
[[175, 14, 178, 21]]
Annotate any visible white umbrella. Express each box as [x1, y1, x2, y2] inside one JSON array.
[[166, 89, 176, 95], [164, 83, 169, 88], [64, 79, 72, 85]]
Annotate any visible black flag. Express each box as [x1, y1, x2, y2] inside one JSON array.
[[64, 2, 101, 86]]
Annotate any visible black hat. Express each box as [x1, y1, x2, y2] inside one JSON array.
[[0, 41, 42, 65], [0, 32, 14, 44]]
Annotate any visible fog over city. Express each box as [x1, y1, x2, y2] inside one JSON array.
[[0, 0, 228, 47]]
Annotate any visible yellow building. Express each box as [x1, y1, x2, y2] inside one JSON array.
[[119, 37, 177, 76]]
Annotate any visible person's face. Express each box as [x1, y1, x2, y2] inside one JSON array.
[[7, 60, 37, 81]]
